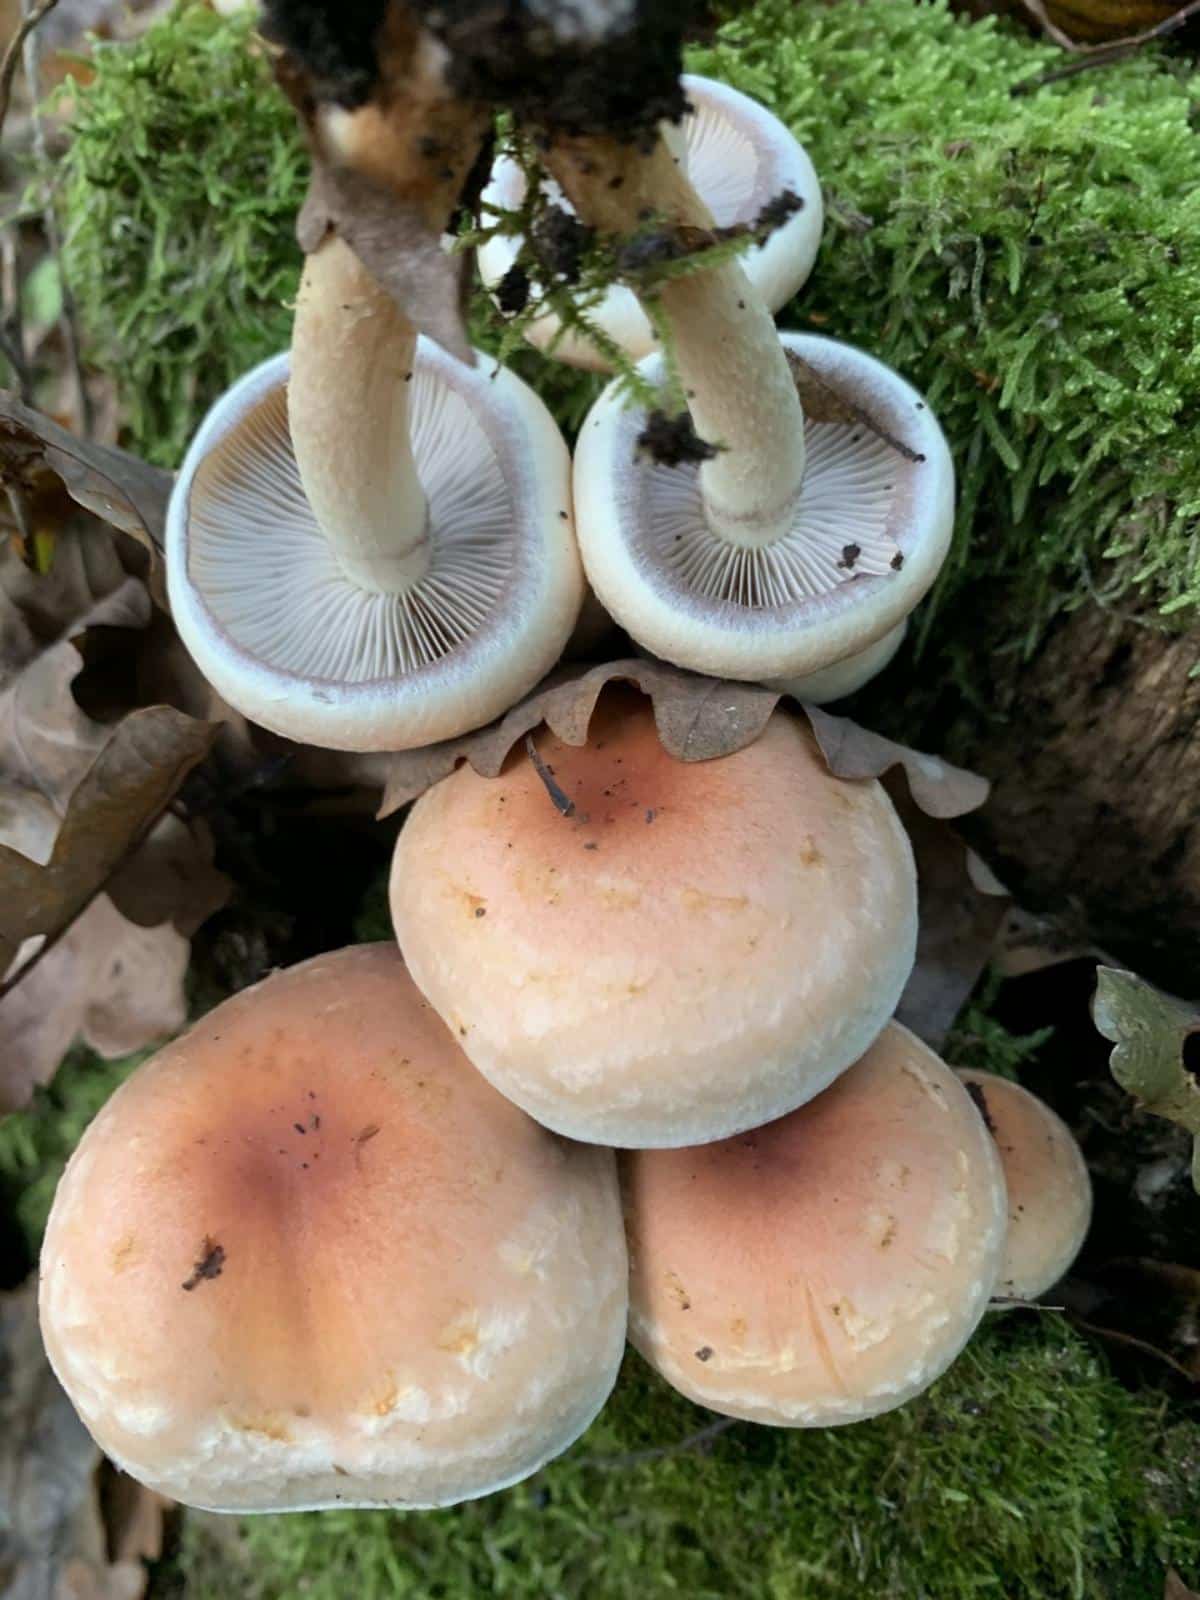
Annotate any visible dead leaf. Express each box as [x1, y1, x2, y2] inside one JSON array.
[[0, 1281, 159, 1600], [1059, 1259, 1200, 1384], [0, 392, 171, 606], [785, 349, 924, 464], [1, 543, 151, 864], [0, 705, 218, 976], [1166, 1569, 1200, 1600], [105, 814, 230, 937], [379, 657, 989, 822], [0, 893, 188, 1115], [1093, 967, 1200, 1191], [892, 800, 1011, 1048]]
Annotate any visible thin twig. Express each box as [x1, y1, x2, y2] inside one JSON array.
[[0, 0, 60, 143], [580, 1416, 738, 1471], [1013, 0, 1200, 94], [524, 732, 575, 817], [0, 228, 33, 402]]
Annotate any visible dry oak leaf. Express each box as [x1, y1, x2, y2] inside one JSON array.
[[0, 704, 218, 975], [0, 892, 188, 1116], [379, 656, 989, 819], [0, 392, 171, 607], [0, 1281, 159, 1600], [1166, 1570, 1200, 1600], [1, 536, 151, 864], [1094, 967, 1200, 1192]]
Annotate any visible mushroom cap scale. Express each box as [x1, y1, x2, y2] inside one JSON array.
[[478, 75, 823, 371], [391, 696, 917, 1148], [573, 332, 954, 681], [623, 1024, 1008, 1426], [38, 946, 627, 1512], [167, 349, 582, 752], [957, 1070, 1092, 1300]]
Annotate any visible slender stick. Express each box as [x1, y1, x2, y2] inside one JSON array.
[[0, 0, 59, 142]]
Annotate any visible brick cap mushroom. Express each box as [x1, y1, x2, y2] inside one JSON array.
[[390, 693, 917, 1147], [622, 1023, 1008, 1426], [958, 1069, 1093, 1300], [38, 946, 626, 1512]]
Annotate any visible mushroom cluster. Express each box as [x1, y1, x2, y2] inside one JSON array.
[[39, 0, 1096, 1515]]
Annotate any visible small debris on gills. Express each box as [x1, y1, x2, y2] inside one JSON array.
[[525, 734, 576, 817], [182, 1237, 226, 1292], [755, 188, 805, 232], [964, 1080, 998, 1136], [496, 263, 530, 316], [838, 544, 861, 571], [891, 552, 905, 571], [636, 410, 720, 468], [531, 205, 593, 283]]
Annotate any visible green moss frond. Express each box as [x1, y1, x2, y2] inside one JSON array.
[[55, 4, 308, 466], [691, 0, 1200, 648]]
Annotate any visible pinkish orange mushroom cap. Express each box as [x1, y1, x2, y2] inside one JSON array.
[[621, 1024, 1008, 1426], [958, 1069, 1092, 1300], [390, 693, 918, 1148], [38, 946, 626, 1513]]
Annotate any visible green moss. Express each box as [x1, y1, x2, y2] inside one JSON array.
[[55, 4, 307, 466], [176, 1323, 1199, 1600], [0, 1046, 143, 1262], [943, 974, 1055, 1081], [55, 1, 1200, 652], [690, 0, 1200, 659]]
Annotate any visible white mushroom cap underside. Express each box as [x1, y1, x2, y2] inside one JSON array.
[[166, 350, 583, 752], [478, 75, 823, 370], [38, 947, 627, 1512], [623, 1024, 1008, 1426], [573, 332, 954, 680]]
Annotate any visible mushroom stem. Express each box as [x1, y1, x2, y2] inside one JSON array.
[[543, 130, 805, 548], [289, 235, 431, 595]]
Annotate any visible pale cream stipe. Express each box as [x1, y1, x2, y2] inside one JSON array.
[[957, 1070, 1093, 1299], [39, 947, 627, 1513], [478, 75, 823, 372], [623, 1024, 1009, 1426], [391, 696, 917, 1148]]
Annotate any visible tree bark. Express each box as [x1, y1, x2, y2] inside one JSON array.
[[953, 605, 1200, 997]]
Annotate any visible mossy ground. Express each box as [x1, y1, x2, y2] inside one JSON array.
[[15, 1, 1200, 1592]]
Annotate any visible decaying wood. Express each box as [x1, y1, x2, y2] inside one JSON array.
[[957, 605, 1200, 997]]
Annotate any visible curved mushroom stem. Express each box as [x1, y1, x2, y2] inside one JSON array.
[[543, 130, 805, 549], [289, 236, 430, 594]]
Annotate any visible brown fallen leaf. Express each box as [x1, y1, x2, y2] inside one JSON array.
[[891, 797, 1011, 1049], [785, 349, 924, 465], [1059, 1258, 1200, 1384], [0, 392, 171, 606], [379, 657, 988, 822], [0, 892, 188, 1115], [0, 1280, 160, 1600], [1, 539, 151, 864], [0, 704, 218, 977], [1166, 1569, 1200, 1600], [105, 813, 231, 937]]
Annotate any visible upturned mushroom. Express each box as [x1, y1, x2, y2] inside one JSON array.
[[534, 113, 952, 690], [167, 10, 583, 751], [958, 1069, 1093, 1300], [39, 946, 627, 1512], [622, 1024, 1008, 1426], [390, 692, 917, 1147], [478, 75, 822, 371]]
